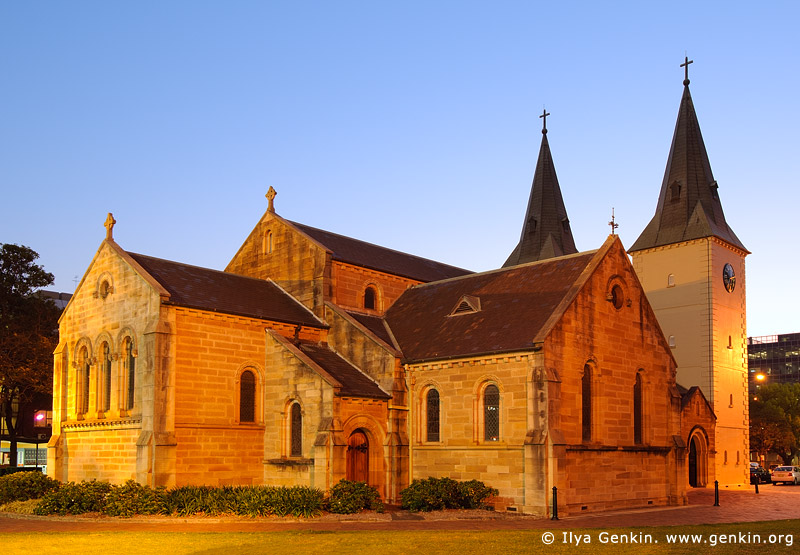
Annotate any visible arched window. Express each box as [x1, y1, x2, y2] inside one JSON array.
[[633, 372, 643, 444], [100, 342, 111, 412], [364, 286, 377, 310], [290, 402, 302, 457], [484, 384, 500, 441], [426, 389, 440, 442], [581, 365, 592, 442], [123, 337, 136, 411], [239, 370, 256, 423], [264, 230, 274, 254], [78, 346, 90, 416]]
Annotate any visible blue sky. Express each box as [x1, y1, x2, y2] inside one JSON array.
[[1, 1, 798, 337]]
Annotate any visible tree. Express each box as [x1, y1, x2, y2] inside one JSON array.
[[750, 383, 800, 465], [0, 244, 60, 467]]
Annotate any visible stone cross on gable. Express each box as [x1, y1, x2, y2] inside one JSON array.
[[104, 212, 116, 241], [681, 56, 693, 85], [266, 186, 277, 213], [540, 108, 550, 134]]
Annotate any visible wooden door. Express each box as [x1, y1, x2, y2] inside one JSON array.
[[688, 437, 698, 487], [346, 430, 369, 483]]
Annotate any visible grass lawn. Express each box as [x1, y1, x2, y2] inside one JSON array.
[[1, 520, 797, 554]]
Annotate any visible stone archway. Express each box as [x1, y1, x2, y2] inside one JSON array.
[[688, 429, 708, 487], [346, 429, 369, 483]]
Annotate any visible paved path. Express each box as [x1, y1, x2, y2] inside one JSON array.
[[2, 484, 799, 532]]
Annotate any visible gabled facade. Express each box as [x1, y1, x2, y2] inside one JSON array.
[[391, 236, 688, 514]]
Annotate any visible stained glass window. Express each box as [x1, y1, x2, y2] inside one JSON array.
[[240, 370, 255, 423], [484, 384, 499, 441], [426, 389, 440, 442]]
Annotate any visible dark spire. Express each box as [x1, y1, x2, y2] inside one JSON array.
[[630, 60, 747, 253], [503, 112, 578, 267]]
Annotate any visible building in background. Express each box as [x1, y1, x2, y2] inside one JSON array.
[[748, 333, 800, 394]]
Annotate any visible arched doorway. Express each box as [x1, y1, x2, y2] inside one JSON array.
[[687, 430, 708, 487], [688, 437, 698, 487], [346, 429, 369, 483]]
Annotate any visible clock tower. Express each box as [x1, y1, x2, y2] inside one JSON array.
[[629, 59, 749, 487]]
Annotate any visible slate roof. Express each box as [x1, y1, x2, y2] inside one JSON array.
[[630, 82, 747, 253], [298, 342, 391, 399], [127, 252, 325, 327], [503, 131, 578, 266], [346, 311, 396, 348], [290, 221, 472, 283], [385, 250, 598, 363]]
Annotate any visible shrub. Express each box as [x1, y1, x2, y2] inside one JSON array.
[[34, 480, 112, 515], [326, 480, 384, 514], [0, 470, 59, 504], [457, 479, 498, 509], [400, 477, 497, 512], [163, 484, 324, 518], [104, 480, 167, 517]]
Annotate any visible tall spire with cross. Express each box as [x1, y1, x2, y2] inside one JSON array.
[[630, 57, 746, 253], [503, 110, 577, 267]]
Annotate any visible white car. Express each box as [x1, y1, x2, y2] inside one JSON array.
[[771, 466, 800, 485]]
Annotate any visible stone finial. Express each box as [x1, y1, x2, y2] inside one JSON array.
[[266, 186, 277, 213], [104, 213, 116, 241]]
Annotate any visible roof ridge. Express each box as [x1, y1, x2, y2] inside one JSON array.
[[289, 220, 472, 274], [404, 248, 599, 291]]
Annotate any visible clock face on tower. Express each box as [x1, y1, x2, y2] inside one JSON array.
[[723, 263, 736, 293]]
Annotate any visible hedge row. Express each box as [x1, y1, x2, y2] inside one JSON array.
[[1, 472, 494, 516]]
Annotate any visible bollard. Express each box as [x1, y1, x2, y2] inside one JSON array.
[[755, 481, 759, 494], [551, 486, 559, 520], [714, 480, 720, 506]]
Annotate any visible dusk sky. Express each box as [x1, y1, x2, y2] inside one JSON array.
[[2, 1, 798, 337]]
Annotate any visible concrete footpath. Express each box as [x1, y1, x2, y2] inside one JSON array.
[[1, 485, 799, 533]]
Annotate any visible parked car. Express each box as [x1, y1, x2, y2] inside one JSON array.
[[771, 466, 800, 485], [750, 465, 771, 484]]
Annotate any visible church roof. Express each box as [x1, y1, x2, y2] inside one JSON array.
[[289, 221, 472, 283], [345, 310, 396, 348], [297, 342, 391, 399], [630, 74, 747, 253], [503, 123, 578, 267], [385, 249, 598, 363], [127, 252, 325, 327]]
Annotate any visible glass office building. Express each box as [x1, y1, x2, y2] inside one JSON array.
[[748, 333, 800, 394]]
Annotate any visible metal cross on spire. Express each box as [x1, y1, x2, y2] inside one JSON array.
[[681, 55, 693, 86], [540, 108, 550, 135], [608, 208, 619, 235]]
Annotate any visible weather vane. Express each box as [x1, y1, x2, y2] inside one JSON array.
[[609, 208, 619, 235]]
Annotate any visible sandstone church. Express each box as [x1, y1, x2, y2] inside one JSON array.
[[47, 61, 747, 516]]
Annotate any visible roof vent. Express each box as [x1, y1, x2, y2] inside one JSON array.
[[450, 295, 481, 316]]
